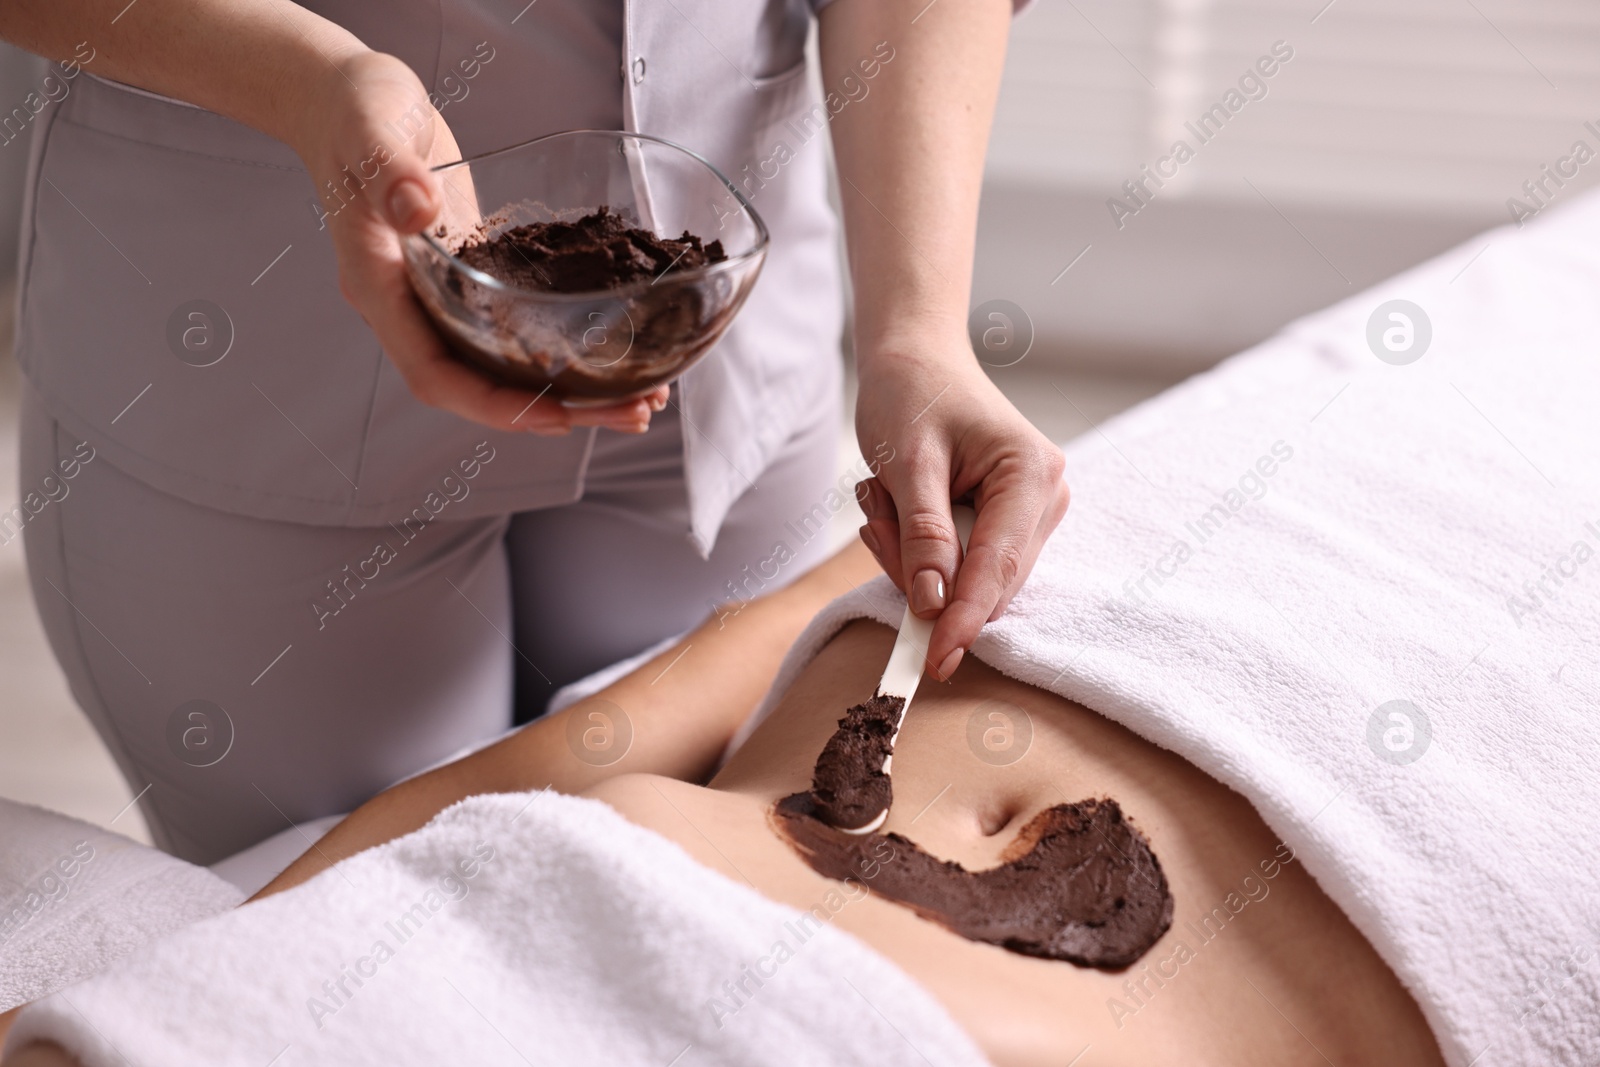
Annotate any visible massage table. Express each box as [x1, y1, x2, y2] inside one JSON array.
[[5, 187, 1599, 1066]]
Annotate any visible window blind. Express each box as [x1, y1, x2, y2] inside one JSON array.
[[990, 0, 1600, 219]]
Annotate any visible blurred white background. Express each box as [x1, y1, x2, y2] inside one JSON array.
[[3, 0, 1596, 846], [980, 0, 1600, 374]]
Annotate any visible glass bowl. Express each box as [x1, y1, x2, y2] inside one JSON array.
[[402, 130, 769, 406]]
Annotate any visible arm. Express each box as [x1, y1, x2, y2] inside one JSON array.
[[0, 0, 355, 144], [0, 0, 659, 435], [252, 542, 883, 899], [820, 0, 1069, 679]]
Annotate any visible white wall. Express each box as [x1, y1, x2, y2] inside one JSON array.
[[976, 0, 1600, 372]]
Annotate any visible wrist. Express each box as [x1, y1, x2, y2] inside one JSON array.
[[252, 12, 370, 154], [850, 289, 970, 356], [285, 48, 416, 172], [854, 334, 977, 383]]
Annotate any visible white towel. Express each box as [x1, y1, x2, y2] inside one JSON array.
[[736, 194, 1600, 1066], [5, 790, 988, 1067], [0, 799, 242, 1012]]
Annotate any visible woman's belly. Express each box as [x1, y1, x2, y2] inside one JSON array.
[[580, 620, 1443, 1067]]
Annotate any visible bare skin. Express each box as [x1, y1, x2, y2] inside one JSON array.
[[588, 623, 1445, 1066], [2, 546, 1443, 1067]]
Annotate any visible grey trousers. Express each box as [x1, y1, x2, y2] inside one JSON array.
[[19, 380, 838, 863]]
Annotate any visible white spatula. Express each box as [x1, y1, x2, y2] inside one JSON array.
[[841, 504, 977, 835]]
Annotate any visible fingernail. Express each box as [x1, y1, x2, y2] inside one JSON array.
[[910, 569, 946, 617], [860, 524, 881, 556], [868, 480, 890, 518], [600, 408, 649, 430], [935, 647, 964, 681], [386, 180, 431, 228], [856, 481, 879, 519]]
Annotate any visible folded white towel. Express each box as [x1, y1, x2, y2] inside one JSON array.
[[6, 791, 988, 1067], [0, 799, 242, 1012], [736, 194, 1600, 1066]]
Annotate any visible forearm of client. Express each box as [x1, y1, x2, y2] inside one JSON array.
[[253, 543, 880, 900]]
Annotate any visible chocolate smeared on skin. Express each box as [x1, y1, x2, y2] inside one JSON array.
[[775, 704, 1174, 968], [809, 694, 903, 831], [453, 207, 726, 293]]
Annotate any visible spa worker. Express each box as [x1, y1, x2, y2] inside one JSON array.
[[2, 0, 1068, 863]]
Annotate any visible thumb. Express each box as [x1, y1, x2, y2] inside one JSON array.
[[373, 142, 441, 234], [889, 458, 961, 623], [361, 94, 445, 234]]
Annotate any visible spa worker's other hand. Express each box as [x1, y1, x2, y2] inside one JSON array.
[[817, 0, 1060, 680], [854, 349, 1068, 682], [294, 50, 667, 436]]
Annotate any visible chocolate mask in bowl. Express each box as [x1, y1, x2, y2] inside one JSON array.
[[401, 130, 768, 406]]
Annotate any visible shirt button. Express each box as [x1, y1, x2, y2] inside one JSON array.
[[631, 56, 647, 84]]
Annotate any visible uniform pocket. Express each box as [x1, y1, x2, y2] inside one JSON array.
[[83, 72, 203, 111], [744, 58, 820, 177], [750, 57, 808, 92], [62, 72, 303, 167], [16, 74, 383, 522]]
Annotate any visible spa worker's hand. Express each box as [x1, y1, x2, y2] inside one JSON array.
[[297, 51, 669, 436], [855, 354, 1068, 680], [820, 0, 1069, 681], [0, 0, 664, 434]]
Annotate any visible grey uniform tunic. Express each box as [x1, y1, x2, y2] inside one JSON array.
[[17, 0, 842, 555], [15, 0, 853, 863]]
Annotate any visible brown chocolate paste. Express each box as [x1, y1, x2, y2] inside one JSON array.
[[452, 207, 726, 293], [432, 207, 740, 399], [808, 694, 902, 831], [775, 701, 1174, 969]]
